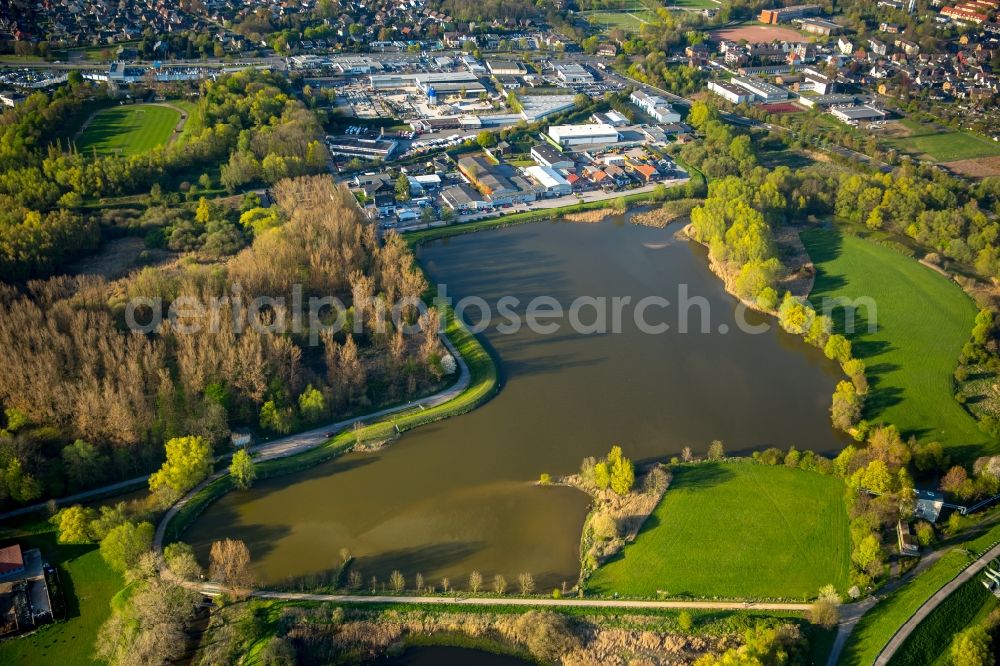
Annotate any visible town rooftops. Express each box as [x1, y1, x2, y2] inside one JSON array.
[[0, 545, 24, 577]]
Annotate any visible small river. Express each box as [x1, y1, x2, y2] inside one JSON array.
[[187, 215, 847, 589]]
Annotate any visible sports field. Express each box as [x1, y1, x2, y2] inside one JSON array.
[[888, 127, 1000, 162], [803, 229, 991, 456], [76, 104, 180, 156], [583, 9, 658, 32], [588, 463, 850, 600], [710, 25, 805, 44]]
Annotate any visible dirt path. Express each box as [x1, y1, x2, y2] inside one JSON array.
[[191, 582, 812, 612]]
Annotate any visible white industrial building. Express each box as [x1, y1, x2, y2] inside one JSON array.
[[486, 60, 527, 76], [530, 144, 574, 169], [369, 71, 482, 91], [708, 80, 755, 104], [629, 90, 682, 123], [525, 166, 572, 196], [557, 63, 595, 84], [731, 76, 790, 102], [547, 123, 620, 148]]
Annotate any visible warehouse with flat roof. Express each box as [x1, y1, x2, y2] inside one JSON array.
[[731, 76, 790, 102], [708, 80, 755, 104], [525, 165, 571, 196], [547, 123, 620, 148]]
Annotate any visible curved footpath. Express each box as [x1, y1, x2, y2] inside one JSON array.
[[153, 332, 470, 550], [872, 541, 1000, 665]]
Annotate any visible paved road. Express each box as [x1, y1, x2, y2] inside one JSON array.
[[872, 541, 1000, 665], [153, 332, 470, 549]]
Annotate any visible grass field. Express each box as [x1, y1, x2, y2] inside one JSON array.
[[588, 463, 851, 600], [802, 229, 992, 456], [888, 128, 1000, 162], [0, 521, 121, 666], [76, 104, 180, 157], [669, 0, 719, 7], [842, 519, 1000, 665], [583, 9, 658, 32]]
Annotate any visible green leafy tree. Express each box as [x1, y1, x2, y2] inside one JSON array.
[[89, 502, 129, 541], [851, 533, 883, 576], [0, 457, 41, 503], [297, 384, 326, 423], [62, 439, 108, 491], [230, 449, 257, 490], [51, 505, 97, 543], [100, 521, 155, 572], [824, 334, 852, 363], [949, 625, 992, 666], [593, 461, 611, 490], [476, 130, 497, 148], [395, 173, 411, 201], [149, 435, 213, 496], [608, 445, 635, 496], [259, 400, 293, 434]]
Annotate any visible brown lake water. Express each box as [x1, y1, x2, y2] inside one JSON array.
[[186, 216, 848, 590]]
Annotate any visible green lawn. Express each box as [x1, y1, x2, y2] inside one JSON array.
[[669, 0, 720, 7], [169, 99, 204, 143], [842, 519, 1000, 665], [583, 9, 658, 32], [0, 521, 121, 666], [802, 229, 992, 457], [588, 463, 851, 600], [76, 104, 180, 157], [888, 130, 1000, 162]]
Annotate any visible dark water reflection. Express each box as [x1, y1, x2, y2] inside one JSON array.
[[187, 217, 847, 589]]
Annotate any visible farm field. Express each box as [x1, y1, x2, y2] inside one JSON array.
[[841, 520, 1000, 665], [802, 229, 991, 456], [888, 127, 1000, 162], [943, 155, 1000, 178], [75, 104, 181, 157], [582, 9, 658, 32], [0, 521, 122, 666], [588, 463, 851, 599]]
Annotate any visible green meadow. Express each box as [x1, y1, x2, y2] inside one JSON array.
[[589, 463, 850, 599], [803, 229, 991, 457]]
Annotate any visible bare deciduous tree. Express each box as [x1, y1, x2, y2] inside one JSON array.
[[209, 538, 252, 596]]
